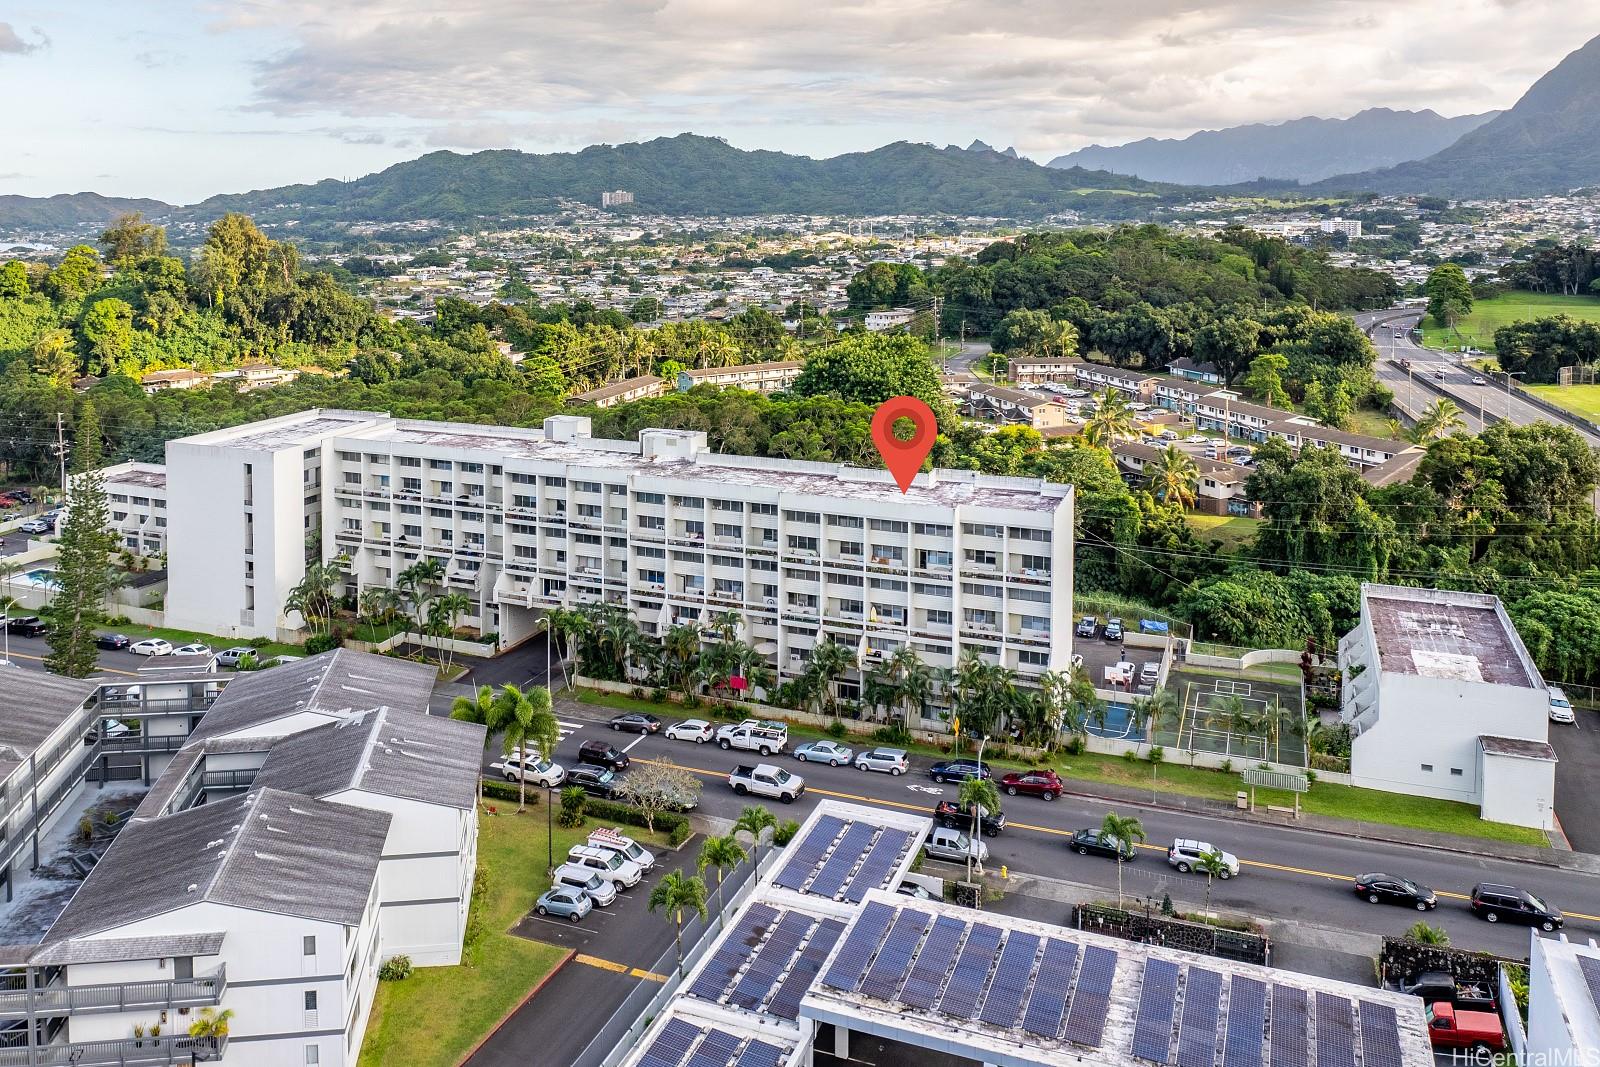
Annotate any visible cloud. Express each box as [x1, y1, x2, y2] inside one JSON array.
[[216, 1, 1600, 159], [0, 21, 45, 54]]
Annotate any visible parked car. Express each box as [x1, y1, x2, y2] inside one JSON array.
[[172, 643, 212, 657], [566, 845, 642, 888], [1070, 829, 1137, 861], [1549, 687, 1576, 724], [1402, 971, 1496, 1012], [18, 519, 51, 535], [586, 830, 655, 873], [895, 881, 935, 900], [1075, 616, 1098, 638], [1000, 769, 1063, 800], [855, 747, 908, 775], [664, 719, 714, 743], [716, 720, 787, 756], [728, 763, 804, 802], [95, 633, 131, 651], [490, 754, 565, 788], [534, 885, 593, 923], [1104, 618, 1124, 641], [1139, 662, 1160, 686], [924, 826, 988, 864], [1166, 839, 1238, 878], [1185, 434, 1208, 444], [129, 638, 174, 657], [933, 800, 1005, 837], [928, 758, 991, 784], [1469, 883, 1562, 930], [215, 646, 254, 668], [609, 712, 661, 734], [550, 865, 618, 907], [794, 740, 853, 765], [1471, 376, 1487, 386], [1354, 873, 1436, 911], [565, 765, 620, 799], [578, 739, 630, 771], [6, 616, 48, 637], [1425, 1002, 1504, 1055]]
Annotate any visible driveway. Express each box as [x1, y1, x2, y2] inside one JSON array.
[[1549, 709, 1600, 852]]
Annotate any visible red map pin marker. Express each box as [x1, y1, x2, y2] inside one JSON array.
[[871, 395, 937, 493]]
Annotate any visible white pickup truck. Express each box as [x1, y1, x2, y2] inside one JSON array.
[[728, 763, 805, 803], [716, 720, 788, 756]]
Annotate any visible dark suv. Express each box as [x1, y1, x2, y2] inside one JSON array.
[[1469, 883, 1562, 931], [578, 739, 630, 771], [6, 616, 48, 637]]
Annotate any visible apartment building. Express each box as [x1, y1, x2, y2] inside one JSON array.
[[100, 462, 170, 559], [571, 374, 668, 408], [0, 649, 482, 1067], [1109, 440, 1260, 518], [152, 410, 1077, 688], [676, 359, 803, 394], [864, 308, 916, 331], [963, 385, 1074, 430], [0, 672, 98, 904]]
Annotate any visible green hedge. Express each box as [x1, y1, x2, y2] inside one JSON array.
[[480, 781, 540, 805], [477, 781, 691, 845]]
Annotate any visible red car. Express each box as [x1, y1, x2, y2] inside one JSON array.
[[1000, 769, 1063, 801]]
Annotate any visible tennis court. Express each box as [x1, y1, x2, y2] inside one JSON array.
[[1085, 700, 1144, 742], [1152, 667, 1309, 767]]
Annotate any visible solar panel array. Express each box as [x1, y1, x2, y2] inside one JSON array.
[[1132, 959, 1181, 1063], [1359, 1002, 1404, 1067], [769, 816, 914, 900], [1315, 993, 1355, 1067], [1224, 977, 1266, 1067], [772, 815, 843, 892], [688, 902, 845, 1022], [1063, 945, 1118, 1047], [635, 1017, 789, 1067], [1177, 968, 1223, 1067]]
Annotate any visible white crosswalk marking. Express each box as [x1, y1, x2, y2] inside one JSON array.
[[557, 720, 583, 741]]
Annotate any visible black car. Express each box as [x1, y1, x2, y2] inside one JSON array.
[[933, 800, 1005, 837], [1075, 616, 1098, 638], [927, 758, 991, 784], [1470, 882, 1562, 931], [1104, 617, 1125, 641], [1354, 873, 1436, 911], [578, 739, 631, 771], [6, 616, 48, 637], [609, 712, 661, 735], [96, 633, 131, 651], [565, 765, 619, 799], [1069, 828, 1136, 861]]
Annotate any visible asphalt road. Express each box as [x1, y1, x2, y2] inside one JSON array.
[[504, 699, 1600, 959]]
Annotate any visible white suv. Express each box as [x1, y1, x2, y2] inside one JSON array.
[[566, 845, 642, 888], [1549, 687, 1576, 724], [1167, 839, 1239, 878], [586, 832, 655, 873], [551, 864, 617, 906]]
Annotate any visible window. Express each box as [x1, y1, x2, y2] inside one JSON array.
[[712, 499, 744, 513], [927, 609, 952, 626], [787, 535, 819, 553], [305, 990, 319, 1010], [751, 503, 778, 516], [303, 935, 317, 956], [634, 491, 665, 505], [460, 462, 484, 474], [1420, 764, 1433, 772], [784, 510, 820, 524], [1450, 768, 1464, 776], [545, 476, 566, 488], [869, 518, 907, 533], [914, 522, 952, 537], [828, 515, 863, 529], [962, 522, 1002, 538], [428, 459, 452, 470], [837, 540, 863, 557], [306, 1047, 320, 1066], [1009, 527, 1052, 543], [574, 480, 601, 493], [672, 495, 704, 508], [1017, 649, 1050, 666]]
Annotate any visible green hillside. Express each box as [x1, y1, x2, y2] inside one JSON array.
[[1419, 292, 1600, 352]]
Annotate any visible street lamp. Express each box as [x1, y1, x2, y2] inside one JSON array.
[[1505, 370, 1526, 421]]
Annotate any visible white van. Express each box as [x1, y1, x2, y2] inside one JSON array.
[[566, 845, 642, 888], [587, 830, 655, 872]]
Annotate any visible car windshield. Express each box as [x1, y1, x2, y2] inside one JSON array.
[[773, 769, 792, 783], [1526, 893, 1551, 912]]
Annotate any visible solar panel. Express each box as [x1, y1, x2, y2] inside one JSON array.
[[689, 904, 779, 1003], [808, 823, 877, 898], [821, 900, 895, 992], [768, 917, 846, 1020], [860, 909, 932, 1000], [1269, 986, 1307, 1067], [843, 829, 913, 902], [1315, 993, 1355, 1067], [685, 1029, 743, 1067], [1177, 967, 1223, 1067], [979, 931, 1043, 1029], [900, 915, 969, 1010], [1579, 956, 1600, 1014], [729, 912, 813, 1011], [1358, 1002, 1404, 1067], [937, 922, 1004, 1019], [1022, 937, 1082, 1040], [1132, 958, 1181, 1063], [732, 1040, 784, 1067], [1063, 945, 1118, 1047], [773, 815, 843, 891], [1224, 976, 1267, 1067], [639, 1019, 703, 1067]]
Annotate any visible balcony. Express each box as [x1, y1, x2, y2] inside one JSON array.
[[0, 1034, 227, 1067], [0, 967, 226, 1020]]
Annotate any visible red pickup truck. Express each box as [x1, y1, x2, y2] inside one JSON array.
[[1426, 1002, 1504, 1053]]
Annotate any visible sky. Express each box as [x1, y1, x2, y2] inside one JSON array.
[[2, 0, 1597, 204]]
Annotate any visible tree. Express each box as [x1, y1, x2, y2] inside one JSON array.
[[648, 870, 709, 975], [497, 686, 536, 812], [1425, 263, 1474, 330], [451, 685, 508, 731], [47, 245, 102, 302], [30, 329, 79, 384], [1146, 446, 1199, 509], [1082, 389, 1139, 447], [1408, 398, 1465, 443], [805, 639, 855, 719], [1405, 921, 1450, 946], [1195, 849, 1231, 916], [99, 212, 167, 267], [791, 333, 952, 424], [283, 560, 341, 634], [1099, 811, 1146, 905], [45, 402, 117, 677], [1239, 353, 1292, 407], [80, 297, 135, 376], [957, 776, 1002, 882], [991, 308, 1078, 361], [697, 834, 746, 917], [614, 761, 702, 833], [1194, 316, 1261, 385], [734, 804, 778, 869], [0, 260, 28, 298]]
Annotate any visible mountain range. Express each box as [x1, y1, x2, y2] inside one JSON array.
[[1046, 108, 1498, 186]]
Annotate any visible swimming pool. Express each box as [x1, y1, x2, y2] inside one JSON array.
[[21, 568, 59, 590]]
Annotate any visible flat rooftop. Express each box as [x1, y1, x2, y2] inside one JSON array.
[[768, 802, 925, 905], [1364, 584, 1540, 689], [175, 409, 387, 453], [1533, 935, 1600, 1054], [102, 466, 167, 490]]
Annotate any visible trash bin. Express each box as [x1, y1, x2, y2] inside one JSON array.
[[1236, 791, 1249, 811]]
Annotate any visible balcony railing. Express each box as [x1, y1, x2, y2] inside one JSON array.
[[0, 967, 225, 1020], [0, 1034, 226, 1067]]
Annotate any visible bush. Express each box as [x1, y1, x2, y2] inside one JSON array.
[[683, 693, 701, 709], [1061, 735, 1085, 756], [631, 687, 646, 700], [1121, 750, 1138, 763], [825, 720, 848, 740], [1147, 746, 1165, 765], [580, 797, 691, 846], [872, 724, 914, 746], [247, 636, 272, 648], [304, 630, 343, 655], [480, 780, 539, 805], [650, 687, 668, 704], [1220, 758, 1234, 774], [774, 819, 800, 847], [378, 955, 413, 981], [557, 787, 587, 828]]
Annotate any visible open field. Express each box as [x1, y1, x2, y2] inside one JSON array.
[[1420, 292, 1600, 353], [1186, 514, 1262, 549], [1526, 383, 1600, 422]]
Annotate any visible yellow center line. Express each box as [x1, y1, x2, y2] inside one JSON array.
[[573, 953, 666, 982], [4, 649, 141, 678], [637, 757, 1600, 924]]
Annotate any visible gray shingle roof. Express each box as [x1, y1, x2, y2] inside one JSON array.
[[0, 670, 95, 782], [46, 788, 389, 943], [253, 706, 486, 811], [30, 932, 226, 965], [184, 648, 435, 746]]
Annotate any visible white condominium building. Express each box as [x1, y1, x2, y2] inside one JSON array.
[[156, 410, 1076, 684], [100, 462, 170, 559]]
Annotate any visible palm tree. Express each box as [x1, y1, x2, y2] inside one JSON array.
[[1146, 446, 1199, 509], [1134, 688, 1179, 751], [1405, 921, 1450, 946], [1099, 811, 1146, 906], [497, 686, 536, 812], [807, 639, 854, 719], [1408, 398, 1466, 443], [1195, 849, 1231, 916], [451, 684, 506, 730], [1082, 389, 1140, 447], [186, 1006, 234, 1046], [648, 869, 709, 975], [0, 559, 20, 666], [885, 644, 933, 724], [430, 590, 473, 672], [697, 834, 747, 918], [734, 805, 778, 870], [957, 776, 1002, 881], [397, 558, 445, 651], [661, 623, 702, 697]]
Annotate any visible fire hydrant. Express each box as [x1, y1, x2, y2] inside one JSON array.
[[1001, 864, 1009, 880]]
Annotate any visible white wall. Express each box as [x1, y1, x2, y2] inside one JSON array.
[[1479, 752, 1556, 830]]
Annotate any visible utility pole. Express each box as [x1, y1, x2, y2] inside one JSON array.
[[932, 296, 942, 349], [54, 414, 67, 501]]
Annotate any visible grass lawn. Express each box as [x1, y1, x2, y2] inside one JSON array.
[[570, 691, 1547, 848], [1526, 383, 1600, 422], [1185, 514, 1261, 550], [105, 622, 302, 660], [358, 808, 672, 1067], [1419, 292, 1600, 353], [1345, 408, 1402, 440]]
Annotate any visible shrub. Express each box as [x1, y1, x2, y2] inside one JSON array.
[[247, 637, 272, 648], [825, 720, 848, 740], [774, 819, 800, 847], [909, 847, 926, 873], [1147, 746, 1166, 765], [378, 955, 413, 981], [650, 688, 668, 704], [683, 693, 701, 709], [871, 724, 913, 746], [304, 631, 343, 655], [631, 687, 646, 700], [1220, 758, 1234, 774], [557, 787, 587, 828], [1304, 769, 1319, 784], [1061, 735, 1085, 756], [480, 780, 538, 805], [580, 797, 691, 845], [1120, 750, 1138, 764]]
